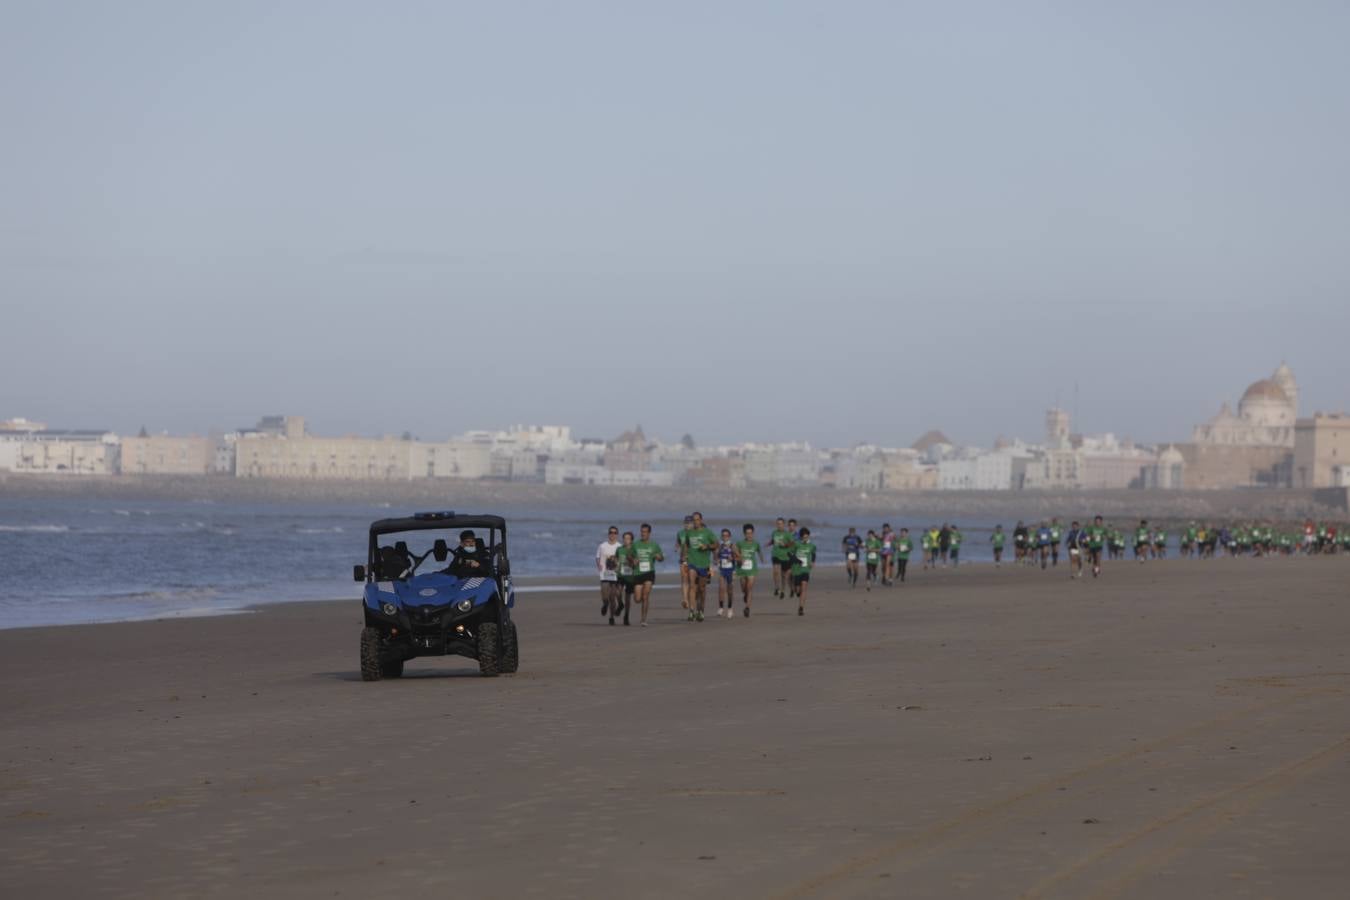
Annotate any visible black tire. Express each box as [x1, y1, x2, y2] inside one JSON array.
[[380, 658, 404, 679], [360, 627, 385, 682], [501, 622, 519, 674], [477, 621, 500, 677]]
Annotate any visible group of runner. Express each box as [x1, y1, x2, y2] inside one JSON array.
[[593, 514, 820, 626], [841, 524, 918, 590], [595, 515, 1349, 623]]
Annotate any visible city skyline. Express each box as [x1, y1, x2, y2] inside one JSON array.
[[2, 358, 1334, 452]]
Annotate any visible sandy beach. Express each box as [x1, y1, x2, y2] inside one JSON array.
[[2, 558, 1348, 898]]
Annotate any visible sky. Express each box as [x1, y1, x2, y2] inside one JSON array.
[[2, 0, 1348, 449]]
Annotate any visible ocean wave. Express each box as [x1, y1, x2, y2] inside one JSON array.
[[295, 526, 344, 534], [0, 524, 71, 534], [530, 531, 556, 539]]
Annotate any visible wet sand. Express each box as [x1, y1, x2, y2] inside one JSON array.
[[2, 558, 1348, 898]]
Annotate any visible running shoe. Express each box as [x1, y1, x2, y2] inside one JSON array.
[[696, 611, 704, 622], [687, 611, 695, 621], [609, 616, 615, 625], [640, 621, 647, 627], [743, 606, 750, 618], [797, 606, 804, 616]]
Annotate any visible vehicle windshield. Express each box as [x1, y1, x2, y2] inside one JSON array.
[[371, 528, 498, 580]]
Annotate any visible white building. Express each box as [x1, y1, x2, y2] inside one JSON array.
[[939, 451, 1017, 491], [0, 429, 120, 475], [742, 443, 821, 487]]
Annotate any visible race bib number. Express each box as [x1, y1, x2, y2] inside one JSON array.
[[847, 552, 857, 561], [741, 559, 754, 571], [867, 552, 878, 562], [638, 561, 651, 573], [720, 559, 733, 569]]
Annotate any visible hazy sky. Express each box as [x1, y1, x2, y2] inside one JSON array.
[[3, 1, 1348, 448]]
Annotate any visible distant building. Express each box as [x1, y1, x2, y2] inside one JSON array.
[[236, 432, 414, 480], [1142, 445, 1186, 489], [939, 451, 1017, 491], [742, 443, 820, 487], [120, 434, 214, 475], [1293, 412, 1350, 488], [1, 417, 46, 432], [409, 440, 493, 480], [681, 455, 746, 491], [0, 428, 119, 475], [605, 426, 655, 472], [1045, 408, 1071, 450], [211, 434, 237, 475], [1192, 364, 1298, 448]]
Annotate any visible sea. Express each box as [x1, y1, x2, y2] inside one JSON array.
[[0, 496, 1010, 628]]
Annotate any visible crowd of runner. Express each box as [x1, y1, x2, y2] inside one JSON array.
[[592, 515, 1347, 625]]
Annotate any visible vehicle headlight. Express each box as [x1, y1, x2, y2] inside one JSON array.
[[380, 602, 398, 617], [456, 599, 473, 613]]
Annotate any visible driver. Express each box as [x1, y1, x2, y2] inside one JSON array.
[[444, 529, 491, 578]]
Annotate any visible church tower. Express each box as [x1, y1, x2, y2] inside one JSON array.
[[1272, 363, 1298, 414]]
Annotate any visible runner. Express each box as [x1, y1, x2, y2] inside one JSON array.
[[1153, 525, 1168, 559], [880, 524, 896, 585], [1086, 515, 1107, 578], [895, 527, 913, 582], [990, 525, 1006, 566], [1064, 520, 1086, 579], [842, 527, 863, 588], [735, 524, 762, 617], [630, 523, 664, 627], [676, 515, 693, 610], [1049, 518, 1063, 567], [1013, 521, 1028, 564], [863, 529, 881, 590], [948, 524, 962, 566], [769, 517, 793, 598], [707, 528, 739, 620], [596, 525, 622, 626], [938, 524, 951, 568], [683, 512, 717, 622], [791, 527, 817, 615], [1036, 520, 1052, 570], [1110, 525, 1126, 561], [616, 531, 637, 625], [1134, 519, 1151, 563], [926, 525, 942, 569]]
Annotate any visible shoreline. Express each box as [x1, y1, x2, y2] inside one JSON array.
[[0, 553, 1325, 632]]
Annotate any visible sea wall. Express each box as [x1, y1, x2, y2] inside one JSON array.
[[2, 473, 1345, 523]]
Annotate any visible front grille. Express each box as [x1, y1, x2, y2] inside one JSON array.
[[409, 605, 447, 633]]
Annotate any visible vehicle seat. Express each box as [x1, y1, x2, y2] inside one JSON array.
[[378, 545, 412, 580]]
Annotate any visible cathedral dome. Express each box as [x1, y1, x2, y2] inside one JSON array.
[[1240, 379, 1289, 403]]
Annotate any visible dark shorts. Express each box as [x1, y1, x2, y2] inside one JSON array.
[[634, 572, 655, 585], [689, 566, 709, 579], [776, 557, 793, 572], [718, 566, 735, 584], [792, 571, 810, 585]]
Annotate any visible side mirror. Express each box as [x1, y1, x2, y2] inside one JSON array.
[[353, 565, 366, 582], [433, 539, 449, 562]]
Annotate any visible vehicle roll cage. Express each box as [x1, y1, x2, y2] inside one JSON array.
[[364, 511, 510, 580]]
